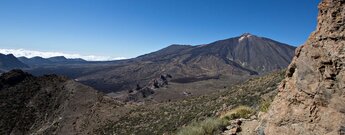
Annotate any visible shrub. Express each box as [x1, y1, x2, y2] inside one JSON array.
[[200, 118, 227, 134], [222, 105, 254, 120], [177, 118, 227, 135], [259, 99, 272, 113], [177, 126, 205, 135]]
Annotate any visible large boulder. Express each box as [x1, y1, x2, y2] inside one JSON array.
[[259, 0, 345, 134]]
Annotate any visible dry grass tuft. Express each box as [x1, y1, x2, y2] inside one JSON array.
[[177, 118, 228, 135], [221, 105, 254, 120]]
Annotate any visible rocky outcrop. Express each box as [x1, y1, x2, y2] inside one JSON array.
[[126, 74, 172, 101], [259, 0, 345, 134]]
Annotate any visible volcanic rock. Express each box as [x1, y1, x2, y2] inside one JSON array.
[[259, 0, 345, 134]]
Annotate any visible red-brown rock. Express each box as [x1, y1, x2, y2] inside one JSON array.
[[259, 0, 345, 134]]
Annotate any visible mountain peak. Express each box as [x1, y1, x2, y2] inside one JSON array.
[[239, 33, 258, 42], [6, 54, 15, 57], [240, 33, 253, 36]]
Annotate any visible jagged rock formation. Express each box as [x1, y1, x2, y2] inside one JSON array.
[[260, 0, 345, 134], [126, 74, 172, 101]]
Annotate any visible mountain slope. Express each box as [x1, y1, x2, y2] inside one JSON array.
[[0, 53, 29, 70], [202, 34, 295, 72], [0, 70, 123, 135], [137, 33, 295, 73], [136, 44, 195, 61]]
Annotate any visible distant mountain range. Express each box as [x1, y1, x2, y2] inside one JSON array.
[[0, 54, 29, 70], [0, 55, 88, 70], [23, 33, 296, 94], [0, 33, 296, 95], [18, 56, 53, 65], [17, 56, 87, 67]]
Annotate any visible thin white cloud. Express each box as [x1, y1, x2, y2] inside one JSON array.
[[0, 48, 126, 61]]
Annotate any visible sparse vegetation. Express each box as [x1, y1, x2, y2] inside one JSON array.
[[177, 126, 205, 135], [177, 105, 256, 135], [259, 98, 273, 112], [222, 105, 254, 120], [96, 70, 285, 134], [177, 118, 227, 135]]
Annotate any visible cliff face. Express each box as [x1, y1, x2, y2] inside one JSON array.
[[260, 0, 345, 134]]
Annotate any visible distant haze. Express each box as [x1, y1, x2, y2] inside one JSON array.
[[0, 48, 126, 61]]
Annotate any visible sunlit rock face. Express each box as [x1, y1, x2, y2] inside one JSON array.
[[259, 0, 345, 134]]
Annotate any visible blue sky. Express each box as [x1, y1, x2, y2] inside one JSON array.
[[0, 0, 320, 60]]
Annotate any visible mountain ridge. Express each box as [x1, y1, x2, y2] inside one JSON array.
[[0, 70, 123, 135], [18, 56, 87, 67], [0, 53, 29, 70]]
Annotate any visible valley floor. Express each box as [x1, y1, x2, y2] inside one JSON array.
[[96, 70, 285, 135]]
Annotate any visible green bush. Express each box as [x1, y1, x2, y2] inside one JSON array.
[[222, 105, 254, 120]]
